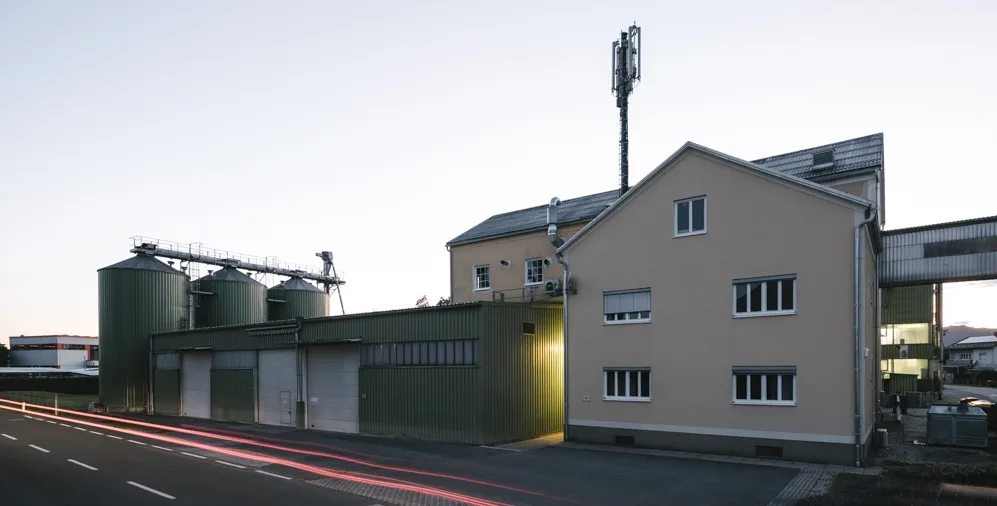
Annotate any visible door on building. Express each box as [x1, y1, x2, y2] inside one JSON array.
[[258, 349, 298, 426], [305, 344, 359, 434], [181, 351, 211, 419]]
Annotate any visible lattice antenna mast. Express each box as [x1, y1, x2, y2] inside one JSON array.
[[611, 23, 642, 198]]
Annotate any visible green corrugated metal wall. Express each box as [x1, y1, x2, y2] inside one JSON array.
[[152, 325, 296, 352], [479, 304, 563, 444], [153, 369, 181, 416], [882, 285, 934, 324], [210, 369, 256, 423], [301, 304, 480, 343], [359, 367, 481, 443]]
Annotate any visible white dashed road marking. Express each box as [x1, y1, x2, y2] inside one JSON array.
[[256, 470, 292, 480], [1, 433, 16, 440], [67, 459, 98, 471], [180, 452, 206, 459], [215, 460, 246, 469], [46, 421, 56, 424], [107, 435, 123, 440], [74, 427, 87, 431], [151, 445, 173, 452], [89, 431, 103, 435], [127, 481, 175, 500], [29, 444, 49, 453], [127, 440, 147, 446], [7, 418, 23, 422], [59, 423, 71, 428]]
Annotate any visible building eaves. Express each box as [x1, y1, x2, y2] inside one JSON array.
[[448, 133, 884, 247]]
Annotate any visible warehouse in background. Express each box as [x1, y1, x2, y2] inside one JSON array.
[[149, 302, 564, 445], [8, 335, 99, 369]]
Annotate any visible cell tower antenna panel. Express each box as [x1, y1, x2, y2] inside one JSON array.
[[610, 23, 642, 198]]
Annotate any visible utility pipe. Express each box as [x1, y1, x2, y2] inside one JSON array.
[[854, 204, 877, 467]]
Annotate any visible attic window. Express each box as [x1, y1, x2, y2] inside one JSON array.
[[812, 150, 835, 168]]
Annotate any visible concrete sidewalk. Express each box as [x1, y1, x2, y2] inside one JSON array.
[[76, 413, 800, 506]]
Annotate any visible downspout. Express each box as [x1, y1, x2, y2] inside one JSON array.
[[855, 204, 877, 467], [547, 198, 569, 441], [293, 317, 305, 429], [446, 243, 453, 303]]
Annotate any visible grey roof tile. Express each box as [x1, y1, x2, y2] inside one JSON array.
[[447, 133, 884, 246]]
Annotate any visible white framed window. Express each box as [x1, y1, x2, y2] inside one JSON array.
[[981, 352, 989, 361], [603, 289, 651, 324], [733, 274, 796, 317], [674, 196, 707, 237], [473, 265, 490, 291], [957, 352, 971, 360], [604, 368, 651, 401], [732, 366, 796, 406], [525, 258, 544, 285]]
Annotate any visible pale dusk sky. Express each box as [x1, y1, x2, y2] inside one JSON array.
[[1, 1, 995, 345]]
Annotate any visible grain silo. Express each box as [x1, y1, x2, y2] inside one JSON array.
[[194, 266, 266, 328], [267, 276, 329, 320], [98, 253, 188, 412]]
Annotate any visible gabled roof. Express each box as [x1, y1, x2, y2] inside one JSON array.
[[948, 335, 997, 350], [447, 133, 884, 246], [558, 142, 874, 254]]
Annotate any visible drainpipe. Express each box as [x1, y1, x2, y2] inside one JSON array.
[[547, 198, 569, 440], [854, 204, 877, 467], [293, 317, 305, 429]]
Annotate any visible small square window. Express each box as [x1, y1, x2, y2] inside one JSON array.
[[473, 265, 490, 291], [522, 322, 536, 335], [674, 197, 707, 237], [525, 258, 544, 285]]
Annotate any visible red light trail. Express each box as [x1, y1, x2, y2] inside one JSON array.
[[0, 398, 582, 506]]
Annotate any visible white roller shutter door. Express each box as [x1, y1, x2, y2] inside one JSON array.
[[306, 344, 359, 433], [181, 351, 211, 419], [258, 349, 297, 426]]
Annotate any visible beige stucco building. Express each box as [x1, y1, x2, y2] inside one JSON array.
[[447, 134, 885, 466]]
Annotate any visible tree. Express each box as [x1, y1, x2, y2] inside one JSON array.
[[0, 343, 9, 367], [436, 297, 451, 306]]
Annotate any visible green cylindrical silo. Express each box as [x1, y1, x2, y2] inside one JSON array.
[[98, 253, 188, 413], [267, 277, 329, 320], [194, 266, 266, 328]]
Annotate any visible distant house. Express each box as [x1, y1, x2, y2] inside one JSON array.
[[944, 335, 997, 374]]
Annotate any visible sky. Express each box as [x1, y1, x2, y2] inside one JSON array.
[[1, 0, 996, 345]]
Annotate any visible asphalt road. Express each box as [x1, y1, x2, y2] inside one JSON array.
[[0, 411, 380, 506]]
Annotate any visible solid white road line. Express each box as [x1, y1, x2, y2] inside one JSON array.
[[151, 445, 173, 452], [29, 444, 49, 453], [127, 440, 147, 446], [127, 481, 175, 500], [180, 451, 207, 459], [255, 470, 292, 480], [1, 434, 16, 440], [67, 459, 98, 471], [107, 435, 123, 440], [89, 431, 104, 435], [215, 460, 246, 469]]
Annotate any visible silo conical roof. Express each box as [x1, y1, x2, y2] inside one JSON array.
[[198, 266, 264, 285], [99, 254, 183, 274]]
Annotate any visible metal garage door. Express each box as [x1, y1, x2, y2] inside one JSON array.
[[258, 349, 297, 426], [306, 344, 359, 433], [182, 351, 211, 419]]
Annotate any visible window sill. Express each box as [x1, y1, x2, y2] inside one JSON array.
[[524, 282, 544, 287], [472, 288, 490, 292], [732, 310, 797, 319], [603, 319, 652, 326], [604, 397, 651, 403], [673, 230, 707, 238], [732, 400, 797, 407]]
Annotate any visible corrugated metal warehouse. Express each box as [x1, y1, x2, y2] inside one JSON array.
[[149, 302, 564, 445]]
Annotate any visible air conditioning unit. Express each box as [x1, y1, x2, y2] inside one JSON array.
[[544, 279, 562, 296]]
